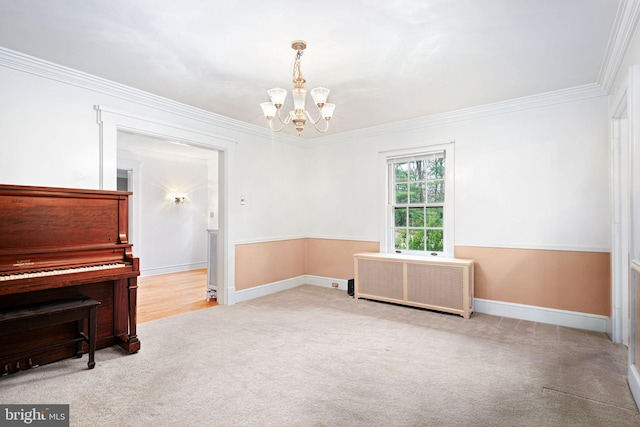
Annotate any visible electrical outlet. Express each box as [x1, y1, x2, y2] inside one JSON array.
[[331, 282, 339, 288]]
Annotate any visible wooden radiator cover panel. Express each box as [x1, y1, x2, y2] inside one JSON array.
[[356, 259, 404, 300], [354, 252, 474, 318], [406, 263, 463, 310]]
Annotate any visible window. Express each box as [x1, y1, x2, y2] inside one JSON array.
[[386, 146, 453, 257]]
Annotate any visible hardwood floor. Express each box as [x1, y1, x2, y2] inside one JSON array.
[[137, 268, 218, 324]]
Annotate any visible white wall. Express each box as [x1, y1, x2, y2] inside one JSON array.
[[306, 94, 610, 253], [0, 65, 104, 189], [0, 48, 609, 257], [118, 146, 210, 275], [234, 136, 307, 243], [0, 49, 307, 278]]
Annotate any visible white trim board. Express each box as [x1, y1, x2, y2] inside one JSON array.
[[140, 262, 207, 277], [0, 46, 607, 145], [233, 276, 609, 333], [233, 275, 349, 303], [598, 0, 640, 91], [234, 235, 307, 245], [474, 298, 608, 333], [304, 275, 349, 291], [629, 365, 640, 411], [311, 84, 607, 145], [234, 276, 307, 303], [0, 47, 300, 144], [454, 242, 610, 253]]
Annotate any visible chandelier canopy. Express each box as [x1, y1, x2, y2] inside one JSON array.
[[260, 40, 335, 136]]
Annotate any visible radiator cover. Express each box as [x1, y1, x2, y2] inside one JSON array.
[[354, 252, 474, 318]]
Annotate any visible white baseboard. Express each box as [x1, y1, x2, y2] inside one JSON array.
[[474, 298, 608, 333], [304, 275, 349, 291], [233, 275, 349, 303], [140, 262, 207, 277], [234, 276, 307, 303], [231, 276, 608, 333], [629, 364, 640, 411], [606, 316, 614, 341]]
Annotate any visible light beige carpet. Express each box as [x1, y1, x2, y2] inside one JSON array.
[[0, 285, 638, 426]]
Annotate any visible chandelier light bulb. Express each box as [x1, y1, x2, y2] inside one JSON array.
[[310, 87, 330, 108], [260, 102, 277, 119], [267, 88, 287, 108], [321, 103, 336, 120]]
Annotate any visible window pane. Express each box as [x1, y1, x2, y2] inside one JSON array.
[[408, 207, 424, 227], [394, 229, 407, 250], [427, 157, 445, 179], [394, 208, 407, 227], [408, 229, 425, 251], [427, 180, 445, 203], [395, 183, 408, 203], [409, 160, 426, 181], [425, 207, 443, 227], [389, 150, 449, 256], [409, 182, 426, 203], [426, 229, 443, 252], [395, 162, 408, 181]]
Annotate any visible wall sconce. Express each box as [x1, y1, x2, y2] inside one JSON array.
[[169, 192, 186, 204]]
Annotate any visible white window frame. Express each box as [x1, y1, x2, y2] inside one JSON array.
[[379, 142, 455, 258]]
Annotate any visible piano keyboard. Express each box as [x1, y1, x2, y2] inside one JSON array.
[[0, 263, 127, 281]]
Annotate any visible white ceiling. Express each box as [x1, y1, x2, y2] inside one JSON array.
[[0, 0, 622, 138]]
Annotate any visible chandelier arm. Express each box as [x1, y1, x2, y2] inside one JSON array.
[[267, 110, 293, 132], [275, 109, 293, 126], [268, 118, 287, 132], [309, 116, 330, 133], [304, 109, 324, 125]]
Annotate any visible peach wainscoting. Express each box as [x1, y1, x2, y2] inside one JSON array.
[[455, 246, 610, 316], [235, 238, 379, 290], [234, 239, 306, 291], [235, 239, 610, 317], [305, 238, 380, 279]]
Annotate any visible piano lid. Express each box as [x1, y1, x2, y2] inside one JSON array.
[[0, 184, 134, 273]]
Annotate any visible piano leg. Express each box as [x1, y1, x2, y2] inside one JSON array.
[[113, 277, 140, 354], [127, 276, 140, 352]]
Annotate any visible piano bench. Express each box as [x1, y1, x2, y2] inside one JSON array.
[[0, 296, 100, 374]]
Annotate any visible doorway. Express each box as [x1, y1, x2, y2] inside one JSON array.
[[96, 105, 235, 306], [117, 132, 221, 314]]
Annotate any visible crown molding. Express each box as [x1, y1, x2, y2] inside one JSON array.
[[598, 0, 640, 92], [0, 46, 302, 144], [0, 44, 613, 147], [311, 83, 608, 146]]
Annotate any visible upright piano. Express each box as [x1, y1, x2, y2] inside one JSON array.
[[0, 184, 140, 374]]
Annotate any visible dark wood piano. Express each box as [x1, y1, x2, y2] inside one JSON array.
[[0, 184, 140, 375]]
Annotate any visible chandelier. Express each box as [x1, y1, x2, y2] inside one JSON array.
[[260, 40, 335, 136]]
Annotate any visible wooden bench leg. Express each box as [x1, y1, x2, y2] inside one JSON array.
[[75, 319, 84, 358], [87, 304, 97, 369]]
